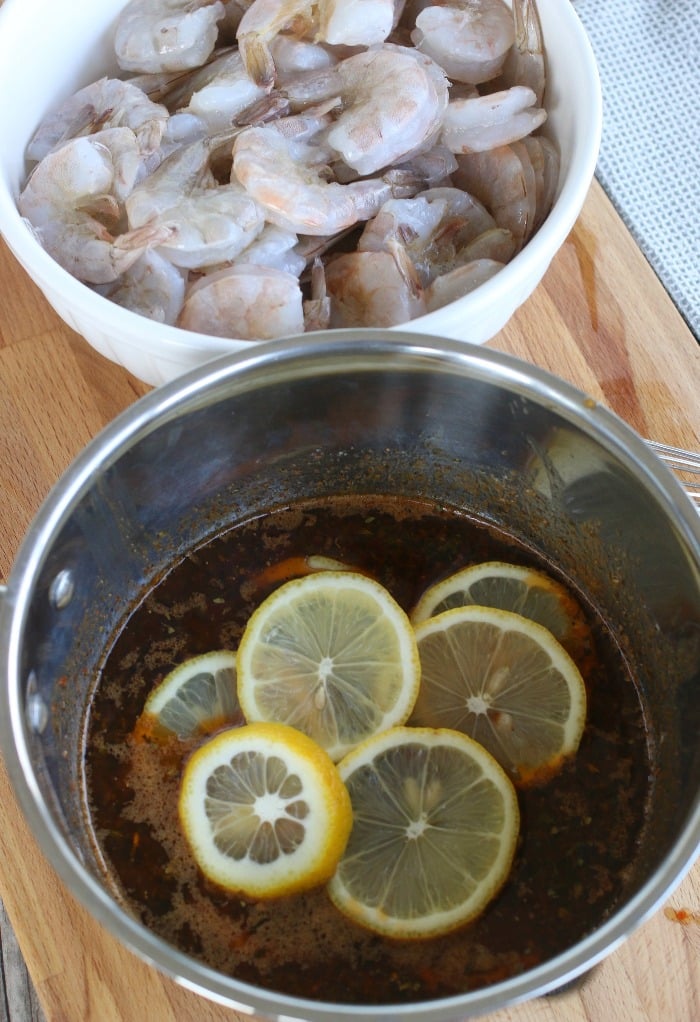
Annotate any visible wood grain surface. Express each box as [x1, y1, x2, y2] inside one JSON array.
[[1, 178, 699, 1022]]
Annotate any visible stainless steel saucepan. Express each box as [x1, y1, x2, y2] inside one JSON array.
[[1, 332, 699, 1021]]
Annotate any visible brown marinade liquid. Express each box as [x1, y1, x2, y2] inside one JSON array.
[[84, 495, 652, 1005]]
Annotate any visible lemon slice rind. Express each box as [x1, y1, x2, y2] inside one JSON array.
[[179, 721, 352, 899]]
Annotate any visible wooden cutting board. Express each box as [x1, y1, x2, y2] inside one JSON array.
[[1, 179, 699, 1022]]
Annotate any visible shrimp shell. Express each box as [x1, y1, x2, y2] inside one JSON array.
[[19, 131, 171, 284], [237, 0, 395, 86], [425, 257, 504, 310], [358, 185, 497, 285], [440, 85, 546, 154], [325, 244, 426, 327], [411, 0, 515, 85], [237, 0, 310, 87], [453, 143, 535, 250], [500, 0, 546, 106], [303, 257, 332, 332], [232, 121, 417, 235], [96, 249, 186, 323], [177, 264, 304, 338], [26, 78, 169, 163], [115, 0, 226, 73], [522, 134, 560, 231]]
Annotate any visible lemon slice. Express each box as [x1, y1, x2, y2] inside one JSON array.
[[178, 721, 352, 898], [327, 726, 519, 939], [136, 650, 241, 741], [237, 571, 420, 761], [411, 561, 589, 660], [412, 606, 587, 783]]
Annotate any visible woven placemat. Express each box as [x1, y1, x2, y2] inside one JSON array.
[[574, 0, 699, 340]]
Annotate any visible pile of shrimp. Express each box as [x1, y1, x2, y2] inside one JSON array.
[[19, 0, 559, 339]]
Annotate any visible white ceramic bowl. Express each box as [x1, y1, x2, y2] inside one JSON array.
[[0, 0, 601, 387]]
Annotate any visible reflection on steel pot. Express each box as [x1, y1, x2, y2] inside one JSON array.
[[1, 331, 699, 1021]]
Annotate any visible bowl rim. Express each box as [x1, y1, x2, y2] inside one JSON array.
[[1, 331, 698, 1021]]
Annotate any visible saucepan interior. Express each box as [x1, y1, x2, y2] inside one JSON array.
[[1, 331, 699, 1020]]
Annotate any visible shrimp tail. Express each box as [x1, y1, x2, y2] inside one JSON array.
[[77, 194, 122, 226], [303, 256, 331, 331], [514, 0, 543, 57], [114, 223, 176, 253], [383, 167, 425, 200], [239, 33, 276, 89], [506, 0, 545, 105], [236, 93, 292, 126], [386, 237, 423, 301]]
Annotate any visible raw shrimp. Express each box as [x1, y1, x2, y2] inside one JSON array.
[[18, 132, 170, 284], [92, 127, 157, 202], [145, 184, 266, 268], [123, 126, 266, 268], [327, 45, 449, 174], [411, 0, 515, 85], [325, 242, 426, 327], [126, 130, 236, 228], [453, 143, 535, 250], [26, 78, 169, 163], [18, 0, 559, 341], [165, 49, 272, 133], [440, 85, 546, 154], [425, 257, 504, 310], [358, 186, 498, 285], [501, 0, 545, 106], [232, 118, 419, 235], [231, 224, 306, 276], [125, 47, 236, 105], [237, 0, 396, 86], [96, 249, 186, 323], [281, 45, 449, 175], [177, 264, 304, 338], [114, 0, 226, 73]]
